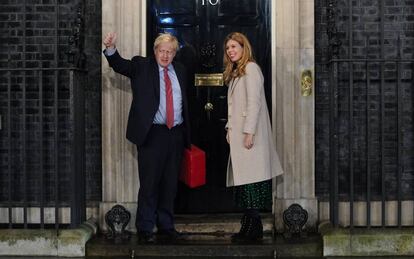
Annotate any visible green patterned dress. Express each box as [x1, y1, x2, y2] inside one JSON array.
[[234, 180, 272, 210]]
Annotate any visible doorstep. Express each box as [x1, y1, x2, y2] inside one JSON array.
[[86, 214, 322, 258], [86, 233, 322, 258]]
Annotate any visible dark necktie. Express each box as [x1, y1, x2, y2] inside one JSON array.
[[164, 67, 174, 129]]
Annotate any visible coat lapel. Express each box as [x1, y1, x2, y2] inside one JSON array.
[[228, 77, 240, 98], [173, 62, 186, 95]]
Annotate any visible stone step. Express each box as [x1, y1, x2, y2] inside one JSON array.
[[87, 234, 276, 258], [86, 214, 322, 258], [174, 213, 274, 234], [86, 234, 322, 258]]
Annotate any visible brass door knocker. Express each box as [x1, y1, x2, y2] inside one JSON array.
[[301, 70, 313, 97]]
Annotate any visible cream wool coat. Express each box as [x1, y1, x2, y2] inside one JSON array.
[[226, 62, 283, 187]]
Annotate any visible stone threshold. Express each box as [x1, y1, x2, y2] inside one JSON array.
[[319, 221, 414, 257], [86, 233, 322, 258], [0, 219, 97, 257], [87, 213, 321, 258], [174, 213, 274, 234]]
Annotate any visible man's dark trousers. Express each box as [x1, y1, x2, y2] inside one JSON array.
[[135, 124, 184, 233]]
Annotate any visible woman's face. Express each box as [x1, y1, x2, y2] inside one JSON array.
[[225, 39, 243, 63]]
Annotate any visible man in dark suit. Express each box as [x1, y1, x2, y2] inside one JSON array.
[[103, 32, 190, 243]]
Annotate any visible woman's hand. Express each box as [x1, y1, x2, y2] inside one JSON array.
[[243, 133, 254, 149], [103, 32, 117, 49]]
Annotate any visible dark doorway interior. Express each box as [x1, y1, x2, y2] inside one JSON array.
[[148, 0, 271, 213]]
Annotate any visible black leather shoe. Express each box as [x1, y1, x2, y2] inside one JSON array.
[[137, 231, 155, 244], [157, 229, 182, 241]]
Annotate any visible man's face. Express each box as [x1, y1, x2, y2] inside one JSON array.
[[154, 42, 176, 68]]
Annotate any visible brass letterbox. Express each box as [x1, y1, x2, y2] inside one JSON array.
[[194, 73, 224, 87]]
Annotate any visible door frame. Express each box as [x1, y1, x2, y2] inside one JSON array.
[[147, 0, 277, 214]]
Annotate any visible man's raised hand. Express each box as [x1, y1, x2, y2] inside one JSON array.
[[103, 32, 117, 49]]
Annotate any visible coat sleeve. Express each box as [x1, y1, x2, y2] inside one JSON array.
[[103, 49, 142, 79], [242, 62, 263, 135]]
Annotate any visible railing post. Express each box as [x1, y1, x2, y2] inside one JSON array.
[[327, 0, 341, 227], [70, 69, 86, 227], [7, 38, 13, 229], [365, 35, 371, 229], [348, 0, 354, 229]]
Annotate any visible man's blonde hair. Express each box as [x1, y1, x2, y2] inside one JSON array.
[[153, 33, 179, 51]]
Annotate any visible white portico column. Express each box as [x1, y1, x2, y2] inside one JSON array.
[[272, 0, 317, 232], [100, 0, 146, 232]]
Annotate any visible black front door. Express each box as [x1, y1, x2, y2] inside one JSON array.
[[148, 0, 271, 213]]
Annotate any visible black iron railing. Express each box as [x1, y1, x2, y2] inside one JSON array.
[[328, 57, 414, 228], [0, 67, 86, 229], [0, 0, 87, 229], [327, 0, 414, 228]]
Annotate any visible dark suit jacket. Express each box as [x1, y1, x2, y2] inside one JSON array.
[[104, 49, 191, 147]]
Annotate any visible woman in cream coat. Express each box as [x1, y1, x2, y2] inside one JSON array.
[[224, 32, 283, 242]]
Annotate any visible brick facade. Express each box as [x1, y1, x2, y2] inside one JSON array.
[[0, 0, 101, 204], [315, 0, 414, 200]]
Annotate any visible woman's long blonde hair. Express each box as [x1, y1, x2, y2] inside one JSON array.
[[223, 32, 255, 85]]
